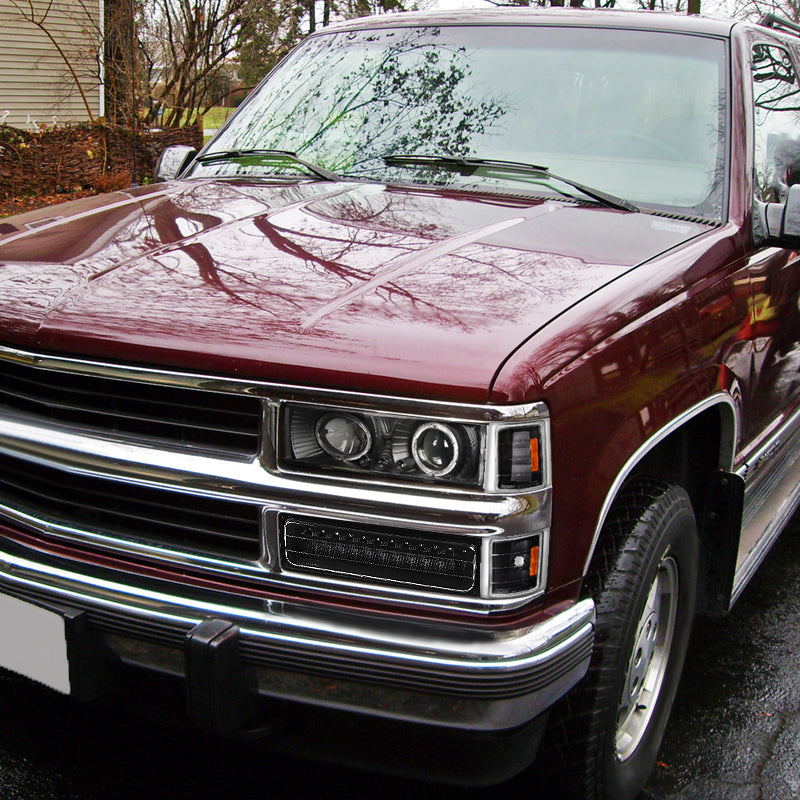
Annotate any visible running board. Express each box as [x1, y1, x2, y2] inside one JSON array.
[[732, 444, 800, 605]]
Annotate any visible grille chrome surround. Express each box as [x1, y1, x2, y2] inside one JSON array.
[[0, 344, 552, 613], [0, 344, 547, 422]]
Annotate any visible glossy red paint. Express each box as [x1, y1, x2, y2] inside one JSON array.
[[0, 179, 711, 402], [0, 179, 746, 599], [494, 224, 755, 589]]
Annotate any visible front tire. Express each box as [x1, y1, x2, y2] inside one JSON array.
[[546, 477, 698, 800]]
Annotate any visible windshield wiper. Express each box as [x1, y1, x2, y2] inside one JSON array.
[[197, 149, 341, 182], [383, 154, 638, 213]]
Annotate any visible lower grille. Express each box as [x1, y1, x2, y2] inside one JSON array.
[[0, 452, 262, 560]]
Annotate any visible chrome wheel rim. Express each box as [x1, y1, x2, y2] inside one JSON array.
[[615, 554, 679, 761]]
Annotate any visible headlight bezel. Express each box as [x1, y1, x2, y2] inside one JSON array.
[[278, 400, 550, 494]]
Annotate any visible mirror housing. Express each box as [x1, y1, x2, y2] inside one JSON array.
[[154, 145, 197, 182], [757, 183, 800, 248]]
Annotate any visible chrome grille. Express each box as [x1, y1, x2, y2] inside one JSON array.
[[0, 452, 262, 560], [0, 357, 262, 455]]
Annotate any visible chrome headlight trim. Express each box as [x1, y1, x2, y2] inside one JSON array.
[[278, 399, 551, 495], [282, 402, 487, 488]]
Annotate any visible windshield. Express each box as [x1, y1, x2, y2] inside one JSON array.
[[190, 24, 728, 219]]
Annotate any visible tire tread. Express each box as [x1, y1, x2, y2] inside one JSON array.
[[538, 477, 696, 800]]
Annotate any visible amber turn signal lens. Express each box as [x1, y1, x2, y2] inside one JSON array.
[[529, 544, 540, 577]]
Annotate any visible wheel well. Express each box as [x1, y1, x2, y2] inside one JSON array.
[[619, 405, 741, 616], [631, 409, 723, 514]]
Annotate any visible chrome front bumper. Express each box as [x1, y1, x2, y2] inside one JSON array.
[[0, 542, 594, 733]]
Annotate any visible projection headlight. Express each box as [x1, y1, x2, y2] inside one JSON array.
[[283, 404, 483, 486], [411, 422, 461, 477], [282, 402, 548, 493], [315, 413, 372, 461]]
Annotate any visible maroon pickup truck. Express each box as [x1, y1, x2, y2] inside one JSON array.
[[3, 8, 800, 799]]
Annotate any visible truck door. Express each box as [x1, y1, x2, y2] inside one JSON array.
[[744, 41, 800, 444]]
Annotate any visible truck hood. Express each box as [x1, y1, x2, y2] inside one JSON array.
[[0, 179, 711, 402]]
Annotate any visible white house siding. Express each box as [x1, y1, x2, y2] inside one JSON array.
[[0, 0, 104, 127]]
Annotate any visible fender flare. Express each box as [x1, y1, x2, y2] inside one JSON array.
[[582, 393, 738, 576]]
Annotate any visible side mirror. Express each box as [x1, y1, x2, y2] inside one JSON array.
[[758, 183, 800, 248], [154, 145, 197, 182]]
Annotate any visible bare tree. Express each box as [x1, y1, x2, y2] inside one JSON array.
[[104, 0, 137, 126], [237, 0, 306, 87], [731, 0, 800, 21], [139, 0, 253, 126], [237, 0, 407, 88], [634, 0, 693, 11]]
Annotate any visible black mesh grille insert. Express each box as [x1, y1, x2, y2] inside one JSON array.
[[0, 452, 262, 560], [283, 517, 477, 593], [0, 359, 262, 454]]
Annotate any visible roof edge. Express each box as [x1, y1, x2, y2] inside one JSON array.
[[320, 8, 737, 37]]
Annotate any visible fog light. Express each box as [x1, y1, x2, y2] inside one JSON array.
[[315, 413, 371, 461], [283, 518, 477, 592], [411, 422, 460, 476]]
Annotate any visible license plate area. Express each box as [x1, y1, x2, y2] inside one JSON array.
[[0, 592, 71, 693]]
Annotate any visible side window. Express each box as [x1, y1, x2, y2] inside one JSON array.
[[752, 43, 800, 201]]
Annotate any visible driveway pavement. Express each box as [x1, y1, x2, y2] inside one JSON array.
[[641, 515, 800, 800]]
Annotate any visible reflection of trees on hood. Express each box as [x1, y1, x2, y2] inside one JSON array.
[[217, 28, 509, 176]]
